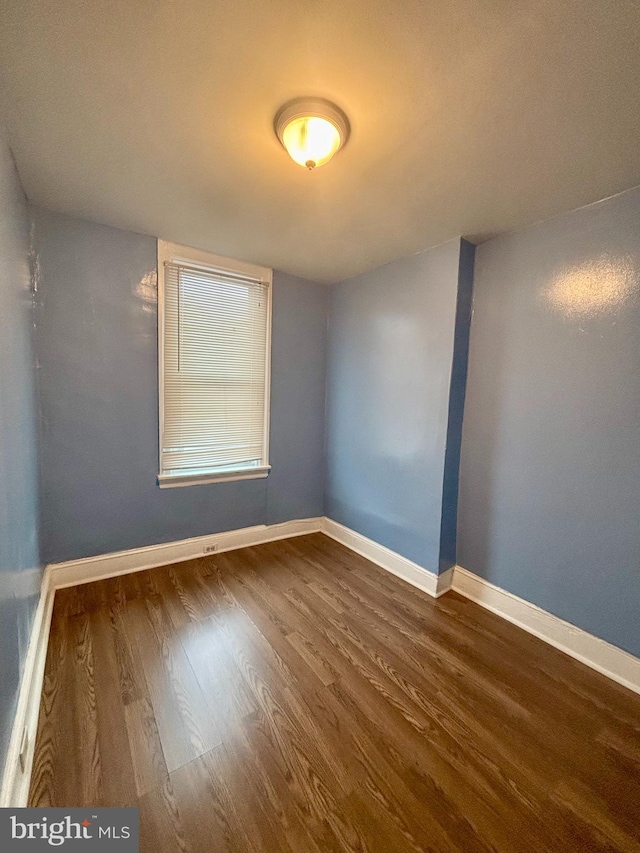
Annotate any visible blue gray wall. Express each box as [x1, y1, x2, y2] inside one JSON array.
[[325, 239, 472, 573], [18, 187, 640, 672], [458, 188, 640, 657], [267, 272, 327, 525], [0, 133, 42, 777], [439, 240, 475, 573], [31, 207, 326, 564]]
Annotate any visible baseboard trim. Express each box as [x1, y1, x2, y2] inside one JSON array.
[[0, 567, 55, 808], [452, 565, 640, 696], [6, 519, 639, 809], [49, 517, 324, 590], [321, 518, 450, 598], [319, 521, 640, 695], [435, 565, 455, 597], [49, 516, 450, 599], [2, 517, 323, 806]]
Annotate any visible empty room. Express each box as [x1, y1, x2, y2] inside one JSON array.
[[1, 1, 639, 850]]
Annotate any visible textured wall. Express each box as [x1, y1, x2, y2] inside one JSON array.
[[459, 188, 640, 657], [0, 133, 42, 778], [325, 239, 469, 573], [32, 207, 326, 563]]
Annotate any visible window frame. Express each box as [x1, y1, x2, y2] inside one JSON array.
[[157, 239, 273, 488]]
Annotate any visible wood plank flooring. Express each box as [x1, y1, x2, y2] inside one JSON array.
[[29, 533, 640, 852]]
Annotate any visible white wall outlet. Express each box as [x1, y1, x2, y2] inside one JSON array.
[[203, 543, 218, 554]]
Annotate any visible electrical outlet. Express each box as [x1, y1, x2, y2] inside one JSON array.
[[203, 543, 218, 554], [19, 728, 29, 774]]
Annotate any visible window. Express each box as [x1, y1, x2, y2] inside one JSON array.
[[157, 241, 272, 488]]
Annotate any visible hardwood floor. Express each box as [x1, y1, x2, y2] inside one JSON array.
[[29, 533, 640, 852]]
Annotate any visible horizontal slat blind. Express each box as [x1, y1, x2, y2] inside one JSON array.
[[161, 261, 269, 475]]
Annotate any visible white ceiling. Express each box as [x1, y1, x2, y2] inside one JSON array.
[[1, 0, 640, 283]]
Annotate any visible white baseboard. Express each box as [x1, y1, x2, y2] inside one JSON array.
[[320, 520, 640, 695], [5, 517, 639, 809], [0, 567, 55, 808], [49, 517, 324, 590], [452, 565, 640, 696], [435, 565, 455, 597], [321, 517, 451, 598], [1, 517, 323, 806]]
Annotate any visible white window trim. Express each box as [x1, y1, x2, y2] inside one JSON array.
[[157, 240, 273, 488]]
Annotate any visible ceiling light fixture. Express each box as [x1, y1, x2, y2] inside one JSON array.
[[274, 98, 350, 171]]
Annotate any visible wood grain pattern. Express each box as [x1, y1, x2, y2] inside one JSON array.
[[30, 534, 640, 852]]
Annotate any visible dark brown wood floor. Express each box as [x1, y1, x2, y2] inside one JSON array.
[[30, 533, 640, 852]]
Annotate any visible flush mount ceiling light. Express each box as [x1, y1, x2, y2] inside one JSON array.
[[274, 98, 350, 171]]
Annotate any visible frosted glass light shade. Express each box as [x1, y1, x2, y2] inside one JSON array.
[[275, 98, 349, 170]]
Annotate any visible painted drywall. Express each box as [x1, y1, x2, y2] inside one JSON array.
[[458, 187, 640, 657], [267, 272, 327, 525], [438, 239, 475, 573], [31, 207, 326, 564], [0, 131, 42, 778], [325, 239, 472, 573]]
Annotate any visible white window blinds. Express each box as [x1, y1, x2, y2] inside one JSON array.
[[159, 251, 271, 487]]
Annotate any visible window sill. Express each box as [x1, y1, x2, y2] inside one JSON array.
[[157, 466, 271, 489]]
